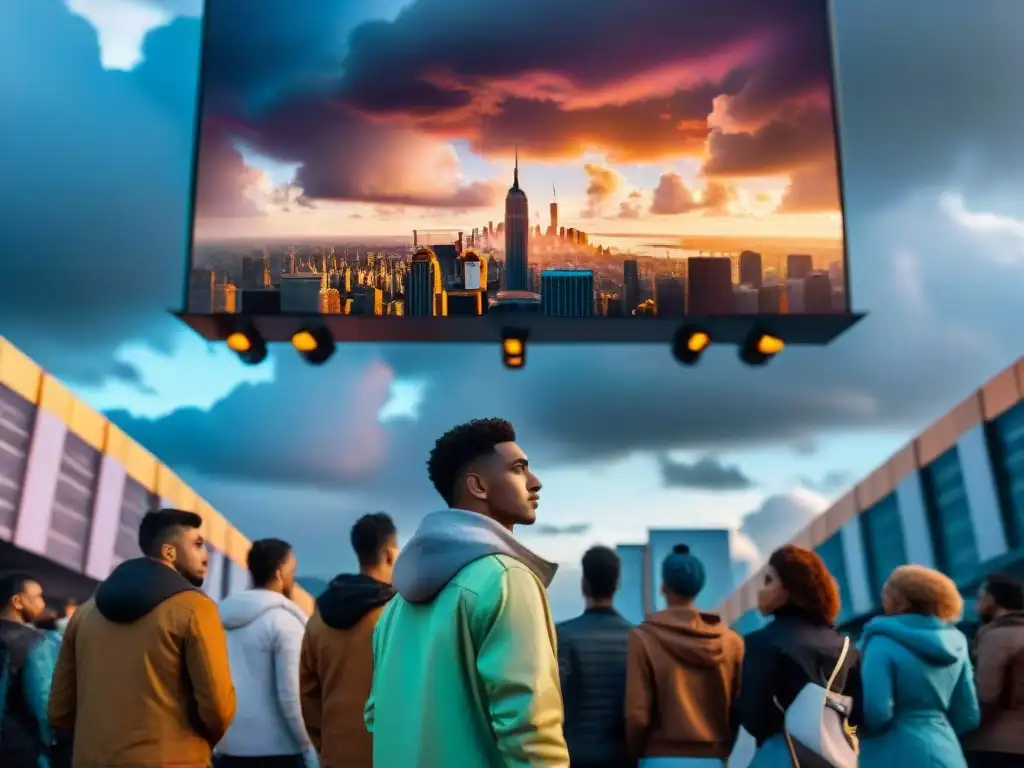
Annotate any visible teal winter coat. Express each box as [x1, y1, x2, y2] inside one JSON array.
[[858, 614, 980, 768]]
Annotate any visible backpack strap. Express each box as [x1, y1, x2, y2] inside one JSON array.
[[825, 636, 850, 694]]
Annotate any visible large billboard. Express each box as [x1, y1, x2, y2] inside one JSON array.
[[182, 0, 854, 346]]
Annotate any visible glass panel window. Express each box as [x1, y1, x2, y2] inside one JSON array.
[[923, 448, 979, 584], [860, 494, 908, 599], [990, 401, 1024, 548], [817, 533, 854, 623]]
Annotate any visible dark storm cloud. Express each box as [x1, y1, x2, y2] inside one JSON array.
[[0, 4, 198, 383], [702, 103, 836, 178], [192, 0, 836, 212], [658, 456, 755, 491]]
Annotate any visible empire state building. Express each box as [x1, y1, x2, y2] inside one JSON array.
[[503, 149, 529, 290]]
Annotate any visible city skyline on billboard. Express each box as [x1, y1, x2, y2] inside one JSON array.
[[186, 0, 850, 330]]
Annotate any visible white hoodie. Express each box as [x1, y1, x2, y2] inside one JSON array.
[[216, 589, 312, 758]]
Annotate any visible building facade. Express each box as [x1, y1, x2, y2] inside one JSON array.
[[0, 336, 314, 613], [541, 270, 595, 317], [718, 355, 1024, 636]]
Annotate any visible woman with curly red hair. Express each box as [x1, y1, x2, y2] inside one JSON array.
[[736, 545, 862, 768], [858, 564, 980, 768]]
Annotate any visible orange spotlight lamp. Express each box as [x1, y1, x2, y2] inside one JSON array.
[[740, 327, 784, 366], [291, 326, 334, 365], [226, 326, 267, 365], [672, 326, 711, 366]]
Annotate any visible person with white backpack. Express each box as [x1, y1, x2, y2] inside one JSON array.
[[857, 565, 980, 768], [736, 545, 862, 768]]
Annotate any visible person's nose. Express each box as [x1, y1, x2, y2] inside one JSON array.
[[528, 472, 542, 492]]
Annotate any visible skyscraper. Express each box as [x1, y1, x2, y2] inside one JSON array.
[[623, 259, 640, 315], [786, 253, 814, 280], [654, 276, 686, 316], [541, 270, 594, 317], [407, 248, 442, 316], [188, 269, 216, 313], [279, 274, 321, 313], [504, 149, 530, 290], [739, 250, 763, 288], [804, 271, 833, 313], [686, 257, 733, 315], [549, 186, 558, 237]]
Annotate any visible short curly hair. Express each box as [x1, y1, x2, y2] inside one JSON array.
[[769, 545, 841, 625], [427, 418, 517, 507], [885, 564, 963, 622]]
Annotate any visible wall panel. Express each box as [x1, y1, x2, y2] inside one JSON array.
[[957, 423, 1009, 562], [47, 431, 101, 571], [84, 455, 127, 579], [13, 409, 67, 556], [0, 384, 36, 540]]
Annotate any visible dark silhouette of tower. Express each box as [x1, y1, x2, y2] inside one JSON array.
[[504, 148, 530, 290]]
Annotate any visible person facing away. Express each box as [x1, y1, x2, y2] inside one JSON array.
[[365, 417, 569, 767], [963, 574, 1024, 767], [300, 512, 398, 768], [625, 544, 744, 768], [0, 573, 51, 768], [216, 538, 312, 768], [858, 564, 980, 768], [48, 508, 237, 768], [556, 546, 635, 768], [737, 545, 862, 768]]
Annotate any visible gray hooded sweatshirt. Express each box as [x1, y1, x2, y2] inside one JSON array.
[[392, 508, 558, 602]]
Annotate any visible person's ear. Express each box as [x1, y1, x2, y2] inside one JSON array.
[[465, 472, 487, 501], [160, 541, 176, 562]]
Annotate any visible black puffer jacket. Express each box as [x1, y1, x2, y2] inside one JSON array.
[[556, 607, 635, 766]]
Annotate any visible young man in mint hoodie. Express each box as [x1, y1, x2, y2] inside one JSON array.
[[365, 418, 569, 767]]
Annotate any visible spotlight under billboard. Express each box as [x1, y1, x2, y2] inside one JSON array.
[[177, 0, 862, 357]]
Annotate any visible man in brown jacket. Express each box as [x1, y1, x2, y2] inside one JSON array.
[[625, 544, 744, 766], [48, 508, 236, 768], [300, 513, 398, 768], [964, 573, 1024, 768]]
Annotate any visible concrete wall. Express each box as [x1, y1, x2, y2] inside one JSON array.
[[0, 336, 315, 615]]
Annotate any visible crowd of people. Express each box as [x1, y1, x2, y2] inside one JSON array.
[[0, 417, 1022, 768]]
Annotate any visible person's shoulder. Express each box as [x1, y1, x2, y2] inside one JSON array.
[[169, 588, 220, 620]]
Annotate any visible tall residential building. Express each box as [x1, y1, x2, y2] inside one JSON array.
[[407, 249, 442, 317], [446, 290, 485, 316], [188, 269, 216, 313], [758, 284, 786, 313], [804, 271, 833, 313], [686, 257, 733, 315], [786, 278, 806, 314], [320, 288, 342, 314], [541, 270, 594, 317], [241, 256, 267, 290], [279, 274, 322, 313], [654, 276, 686, 316], [786, 253, 814, 280], [739, 250, 763, 288], [623, 259, 640, 315], [504, 150, 530, 290], [614, 544, 648, 626], [734, 284, 759, 314], [239, 288, 281, 314]]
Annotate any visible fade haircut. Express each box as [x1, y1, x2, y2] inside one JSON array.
[[984, 573, 1024, 611], [582, 546, 620, 601], [0, 572, 37, 607], [247, 538, 293, 587], [351, 513, 397, 568], [138, 508, 203, 559], [427, 418, 517, 507]]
